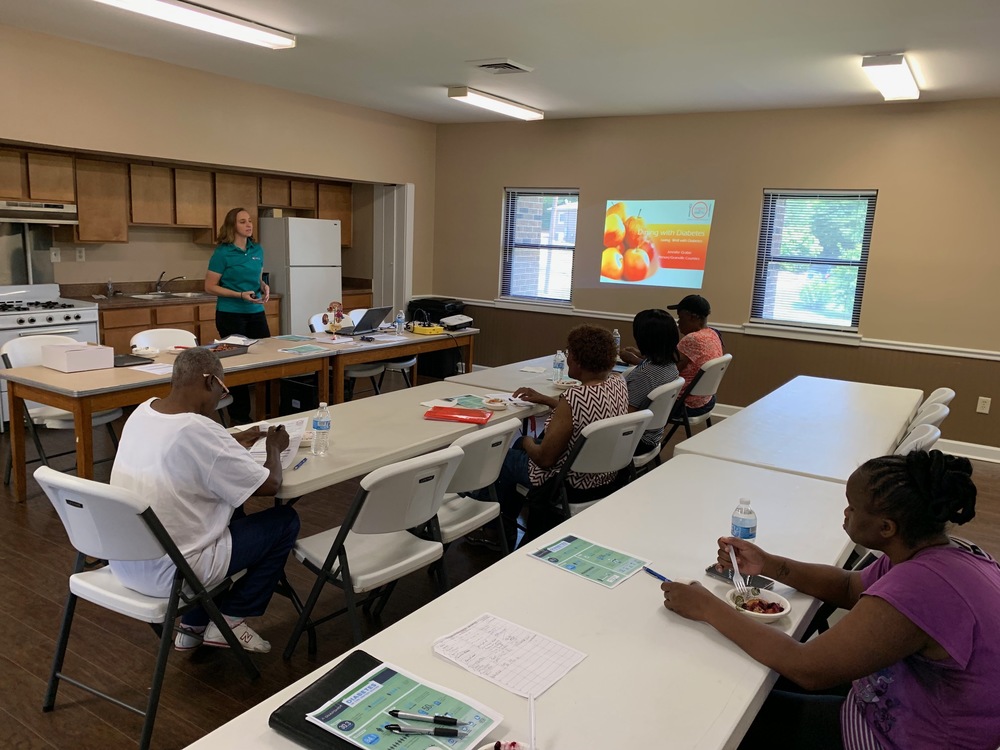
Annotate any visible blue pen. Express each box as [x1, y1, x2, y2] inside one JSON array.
[[643, 566, 671, 582], [293, 457, 308, 471]]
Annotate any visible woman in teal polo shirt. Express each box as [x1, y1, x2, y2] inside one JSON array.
[[204, 207, 270, 423]]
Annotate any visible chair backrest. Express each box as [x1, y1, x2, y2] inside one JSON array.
[[348, 308, 368, 325], [447, 419, 521, 494], [1, 334, 79, 368], [351, 445, 464, 534], [34, 465, 165, 562], [645, 377, 685, 431], [920, 387, 956, 410], [569, 410, 654, 475], [130, 328, 198, 349], [688, 353, 733, 398], [911, 402, 949, 429], [308, 312, 332, 333], [895, 424, 941, 455]]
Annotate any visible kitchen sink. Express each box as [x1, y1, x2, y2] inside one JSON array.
[[130, 293, 173, 300], [168, 292, 212, 298]]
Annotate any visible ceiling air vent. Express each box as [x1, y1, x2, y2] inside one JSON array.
[[468, 58, 533, 74]]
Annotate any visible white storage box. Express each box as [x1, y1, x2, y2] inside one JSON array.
[[41, 343, 114, 373]]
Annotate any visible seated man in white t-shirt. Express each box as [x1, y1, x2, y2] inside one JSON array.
[[109, 347, 299, 654]]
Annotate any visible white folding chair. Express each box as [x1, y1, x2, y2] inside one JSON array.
[[918, 387, 956, 412], [345, 308, 416, 391], [895, 424, 942, 455], [436, 419, 522, 555], [633, 377, 686, 473], [283, 445, 464, 656], [664, 353, 733, 441], [909, 402, 949, 430], [308, 311, 384, 399], [35, 466, 259, 750], [2, 335, 122, 486], [130, 328, 234, 421]]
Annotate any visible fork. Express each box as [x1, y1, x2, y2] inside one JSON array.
[[729, 545, 749, 595]]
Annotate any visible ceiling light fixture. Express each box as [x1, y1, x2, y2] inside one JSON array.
[[447, 86, 544, 121], [90, 0, 296, 49], [861, 54, 919, 101]]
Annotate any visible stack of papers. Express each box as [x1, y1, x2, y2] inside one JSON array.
[[215, 335, 258, 346], [237, 418, 306, 469]]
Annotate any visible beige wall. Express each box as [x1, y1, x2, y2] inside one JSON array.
[[433, 100, 1000, 352], [1, 24, 436, 291]]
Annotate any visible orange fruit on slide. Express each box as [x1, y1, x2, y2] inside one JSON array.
[[604, 215, 625, 248], [622, 247, 650, 282], [601, 247, 624, 280], [607, 202, 627, 223]]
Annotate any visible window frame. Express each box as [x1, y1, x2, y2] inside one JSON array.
[[499, 187, 579, 305], [750, 188, 878, 333]]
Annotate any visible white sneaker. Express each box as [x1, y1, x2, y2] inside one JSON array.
[[174, 624, 204, 651], [203, 619, 271, 653]]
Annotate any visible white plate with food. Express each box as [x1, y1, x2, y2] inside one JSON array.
[[726, 587, 791, 622], [552, 378, 582, 390], [164, 346, 189, 355], [131, 347, 159, 357], [483, 397, 509, 411]]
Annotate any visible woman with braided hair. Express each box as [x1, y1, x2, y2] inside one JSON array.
[[660, 450, 1000, 750]]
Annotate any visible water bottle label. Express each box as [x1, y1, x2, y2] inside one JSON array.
[[313, 418, 331, 431], [731, 523, 757, 539]]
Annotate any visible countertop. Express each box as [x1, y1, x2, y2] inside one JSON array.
[[63, 293, 282, 310]]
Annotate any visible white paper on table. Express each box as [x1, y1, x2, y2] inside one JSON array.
[[371, 334, 400, 342], [131, 363, 174, 375], [433, 612, 586, 697], [239, 418, 306, 469], [314, 335, 356, 344], [520, 366, 546, 373], [484, 392, 533, 408], [214, 334, 258, 346]]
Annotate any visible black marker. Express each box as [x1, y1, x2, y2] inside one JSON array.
[[387, 710, 466, 726], [385, 723, 468, 738]]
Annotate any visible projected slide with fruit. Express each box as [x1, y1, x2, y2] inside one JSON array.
[[600, 199, 715, 288]]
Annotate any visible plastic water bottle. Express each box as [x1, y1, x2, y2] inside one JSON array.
[[395, 310, 405, 335], [552, 349, 566, 382], [311, 402, 331, 457], [731, 497, 757, 542], [612, 328, 621, 356]]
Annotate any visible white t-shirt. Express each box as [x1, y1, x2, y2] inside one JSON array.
[[108, 399, 270, 597]]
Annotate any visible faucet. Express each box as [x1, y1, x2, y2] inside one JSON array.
[[156, 272, 186, 293]]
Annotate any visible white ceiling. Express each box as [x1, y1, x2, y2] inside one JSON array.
[[5, 0, 1000, 123]]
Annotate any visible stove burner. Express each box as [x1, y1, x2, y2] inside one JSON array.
[[0, 301, 29, 312], [27, 300, 76, 310]]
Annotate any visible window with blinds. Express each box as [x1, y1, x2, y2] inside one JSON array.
[[500, 188, 578, 303], [751, 189, 877, 331]]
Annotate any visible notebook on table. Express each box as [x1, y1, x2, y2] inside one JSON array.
[[338, 306, 392, 336], [113, 354, 155, 367]]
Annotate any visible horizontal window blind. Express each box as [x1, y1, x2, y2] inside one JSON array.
[[501, 188, 579, 303], [751, 189, 877, 331]]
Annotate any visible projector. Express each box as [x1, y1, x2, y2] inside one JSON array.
[[440, 314, 473, 330]]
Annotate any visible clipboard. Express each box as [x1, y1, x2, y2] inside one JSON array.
[[269, 649, 381, 749]]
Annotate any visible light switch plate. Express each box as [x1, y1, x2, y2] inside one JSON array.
[[76, 247, 86, 262], [50, 248, 61, 263]]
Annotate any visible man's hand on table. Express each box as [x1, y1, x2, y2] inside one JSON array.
[[233, 426, 264, 449], [266, 425, 290, 453]]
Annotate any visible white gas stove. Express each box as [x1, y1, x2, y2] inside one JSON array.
[[0, 284, 101, 430]]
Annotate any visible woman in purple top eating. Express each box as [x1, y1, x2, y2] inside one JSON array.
[[661, 449, 1000, 750]]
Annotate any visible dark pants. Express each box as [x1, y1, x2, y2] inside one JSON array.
[[215, 310, 270, 424], [181, 504, 299, 626], [739, 681, 846, 750]]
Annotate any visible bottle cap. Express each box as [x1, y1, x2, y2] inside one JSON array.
[[739, 497, 750, 505], [319, 402, 328, 408]]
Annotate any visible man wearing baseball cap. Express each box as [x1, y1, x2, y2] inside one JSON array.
[[667, 295, 724, 416]]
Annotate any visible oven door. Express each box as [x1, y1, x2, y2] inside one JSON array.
[[0, 322, 101, 431]]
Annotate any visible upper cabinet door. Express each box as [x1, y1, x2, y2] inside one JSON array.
[[130, 164, 175, 225], [76, 159, 129, 243], [175, 169, 214, 227], [290, 180, 317, 209], [318, 183, 352, 248], [0, 150, 28, 200], [215, 172, 258, 234], [27, 153, 75, 202], [260, 177, 291, 207]]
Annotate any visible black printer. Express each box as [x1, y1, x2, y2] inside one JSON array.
[[407, 297, 465, 324]]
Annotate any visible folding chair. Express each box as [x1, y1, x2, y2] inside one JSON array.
[[916, 387, 955, 412], [308, 311, 384, 399], [664, 353, 733, 441], [35, 466, 260, 750], [2, 335, 122, 486], [283, 445, 464, 657], [632, 377, 685, 475], [908, 402, 949, 430], [895, 424, 941, 455]]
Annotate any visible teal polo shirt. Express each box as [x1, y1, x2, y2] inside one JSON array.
[[208, 239, 265, 314]]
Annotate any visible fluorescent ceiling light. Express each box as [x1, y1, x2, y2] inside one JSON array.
[[90, 0, 296, 49], [861, 54, 919, 101], [448, 86, 544, 121]]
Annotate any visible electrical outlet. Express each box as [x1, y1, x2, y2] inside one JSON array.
[[976, 397, 991, 415], [75, 247, 86, 262], [50, 248, 61, 263]]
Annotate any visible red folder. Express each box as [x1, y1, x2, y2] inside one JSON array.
[[423, 406, 493, 424]]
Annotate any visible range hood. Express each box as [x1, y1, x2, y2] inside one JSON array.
[[0, 200, 79, 225]]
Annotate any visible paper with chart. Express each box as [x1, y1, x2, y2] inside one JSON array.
[[239, 418, 306, 469], [433, 613, 586, 697], [306, 661, 500, 750], [529, 534, 648, 588]]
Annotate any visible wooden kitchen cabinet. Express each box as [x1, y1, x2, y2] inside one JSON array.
[[75, 159, 129, 243], [175, 169, 214, 227], [318, 182, 352, 247], [100, 307, 153, 355], [290, 180, 317, 209], [264, 299, 280, 336], [260, 177, 290, 207], [27, 152, 75, 202], [215, 173, 258, 233], [0, 150, 27, 199], [342, 291, 373, 310], [130, 164, 174, 225]]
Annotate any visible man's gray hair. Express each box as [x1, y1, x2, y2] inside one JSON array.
[[172, 347, 222, 386]]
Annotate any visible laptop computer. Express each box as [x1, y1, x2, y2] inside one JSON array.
[[337, 306, 392, 336], [114, 354, 154, 367]]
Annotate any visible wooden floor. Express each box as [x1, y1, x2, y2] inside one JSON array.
[[1, 395, 998, 749]]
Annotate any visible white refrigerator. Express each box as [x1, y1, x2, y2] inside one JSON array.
[[259, 217, 342, 335]]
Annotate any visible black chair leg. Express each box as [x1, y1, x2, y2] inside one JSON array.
[[402, 369, 412, 388], [378, 371, 386, 390], [106, 422, 119, 449], [283, 570, 329, 659], [370, 376, 381, 395], [43, 589, 79, 711]]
